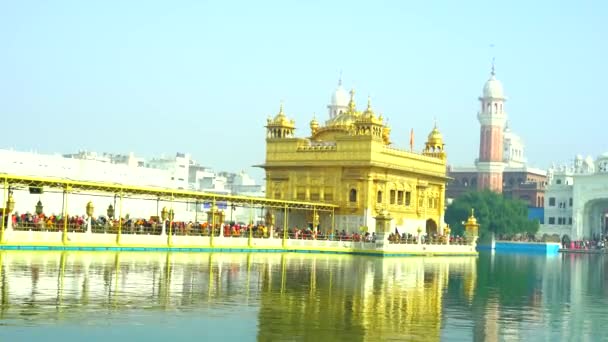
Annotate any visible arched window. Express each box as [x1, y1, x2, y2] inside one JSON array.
[[349, 189, 357, 202], [494, 103, 498, 113], [377, 191, 383, 203], [471, 177, 477, 187]]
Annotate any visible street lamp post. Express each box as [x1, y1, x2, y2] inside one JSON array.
[[5, 190, 15, 232], [195, 200, 199, 223], [230, 204, 235, 224], [107, 204, 115, 234], [35, 200, 43, 216], [168, 200, 175, 245], [160, 206, 169, 236], [86, 201, 94, 234]]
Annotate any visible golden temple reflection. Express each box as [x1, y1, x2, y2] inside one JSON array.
[[0, 251, 477, 341]]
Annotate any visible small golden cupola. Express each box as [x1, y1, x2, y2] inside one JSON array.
[[310, 114, 319, 137], [423, 122, 446, 159], [382, 123, 391, 145], [363, 96, 376, 119], [354, 96, 386, 142], [266, 103, 296, 139]]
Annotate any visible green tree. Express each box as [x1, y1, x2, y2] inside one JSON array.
[[444, 190, 539, 238]]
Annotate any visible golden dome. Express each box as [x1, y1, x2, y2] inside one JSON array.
[[464, 209, 478, 226], [363, 96, 376, 118], [269, 103, 295, 128], [310, 115, 319, 129], [427, 124, 443, 145]]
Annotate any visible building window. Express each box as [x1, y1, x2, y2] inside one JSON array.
[[310, 193, 320, 201], [548, 217, 555, 224], [377, 191, 383, 204], [556, 179, 562, 185], [274, 192, 282, 199], [568, 217, 573, 225], [349, 189, 357, 202], [390, 190, 396, 204], [549, 197, 556, 206], [397, 191, 404, 205], [569, 198, 573, 207], [405, 192, 411, 206], [325, 192, 333, 202]]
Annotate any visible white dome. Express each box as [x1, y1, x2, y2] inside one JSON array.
[[482, 74, 505, 99], [331, 83, 349, 107]]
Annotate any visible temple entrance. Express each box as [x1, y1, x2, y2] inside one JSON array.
[[581, 199, 608, 240], [426, 219, 438, 236]]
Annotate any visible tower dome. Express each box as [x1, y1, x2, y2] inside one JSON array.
[[331, 79, 349, 107], [482, 66, 505, 99]]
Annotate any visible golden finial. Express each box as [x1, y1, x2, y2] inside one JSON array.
[[348, 89, 356, 112], [367, 96, 372, 111], [471, 208, 475, 217], [279, 101, 284, 115]]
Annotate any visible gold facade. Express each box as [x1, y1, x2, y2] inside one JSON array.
[[261, 91, 449, 234]]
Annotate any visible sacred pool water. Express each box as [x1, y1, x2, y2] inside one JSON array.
[[0, 251, 605, 341]]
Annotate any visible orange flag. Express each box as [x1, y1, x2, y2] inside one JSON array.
[[409, 128, 414, 151]]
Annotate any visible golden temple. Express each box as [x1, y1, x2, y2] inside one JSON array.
[[261, 88, 449, 236]]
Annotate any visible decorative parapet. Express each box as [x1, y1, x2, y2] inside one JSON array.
[[381, 146, 446, 165], [297, 142, 337, 152]]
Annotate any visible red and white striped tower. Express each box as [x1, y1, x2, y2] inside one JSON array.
[[476, 63, 507, 192]]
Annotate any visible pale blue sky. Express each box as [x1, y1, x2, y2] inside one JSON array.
[[1, 0, 607, 179]]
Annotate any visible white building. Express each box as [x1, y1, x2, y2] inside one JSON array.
[[147, 152, 192, 190], [0, 148, 263, 223], [540, 154, 608, 239]]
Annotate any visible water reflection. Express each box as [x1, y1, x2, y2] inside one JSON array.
[[0, 251, 606, 341], [0, 251, 476, 340], [257, 254, 477, 341]]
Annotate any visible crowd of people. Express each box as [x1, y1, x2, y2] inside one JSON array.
[[3, 212, 469, 245], [387, 232, 468, 245], [561, 234, 607, 250]]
